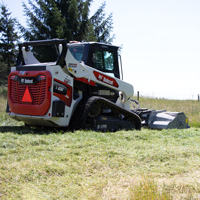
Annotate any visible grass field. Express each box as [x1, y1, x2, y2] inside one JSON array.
[[0, 88, 200, 199]]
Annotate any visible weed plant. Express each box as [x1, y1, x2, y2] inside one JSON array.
[[129, 176, 172, 200]]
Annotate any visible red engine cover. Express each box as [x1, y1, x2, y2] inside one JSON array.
[[8, 70, 52, 116]]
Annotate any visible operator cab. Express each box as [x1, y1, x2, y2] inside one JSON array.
[[68, 42, 121, 103], [68, 42, 121, 79]]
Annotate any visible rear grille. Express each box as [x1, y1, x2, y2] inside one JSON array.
[[10, 79, 46, 105]]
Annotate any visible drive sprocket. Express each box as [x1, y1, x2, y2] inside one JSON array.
[[88, 102, 101, 118]]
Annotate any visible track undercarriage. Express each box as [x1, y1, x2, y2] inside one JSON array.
[[70, 96, 141, 132]]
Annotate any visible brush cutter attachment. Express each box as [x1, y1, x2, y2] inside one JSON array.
[[146, 110, 189, 129], [131, 100, 189, 129]]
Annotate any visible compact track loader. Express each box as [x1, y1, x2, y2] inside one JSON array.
[[6, 39, 189, 131]]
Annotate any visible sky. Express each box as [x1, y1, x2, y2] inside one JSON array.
[[3, 0, 200, 100]]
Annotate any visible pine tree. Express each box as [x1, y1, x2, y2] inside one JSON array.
[[87, 2, 115, 43], [22, 0, 93, 42], [22, 0, 114, 43], [0, 4, 20, 84]]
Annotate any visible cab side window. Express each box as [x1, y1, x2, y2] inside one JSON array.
[[68, 46, 84, 61], [92, 50, 104, 70], [92, 49, 114, 71], [104, 51, 114, 71]]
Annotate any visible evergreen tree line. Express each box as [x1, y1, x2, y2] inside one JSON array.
[[0, 0, 114, 85]]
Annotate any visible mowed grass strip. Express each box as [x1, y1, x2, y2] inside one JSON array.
[[0, 128, 200, 199]]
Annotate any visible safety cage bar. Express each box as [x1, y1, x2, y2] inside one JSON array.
[[17, 39, 67, 68]]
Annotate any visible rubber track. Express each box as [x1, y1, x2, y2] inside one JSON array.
[[72, 96, 141, 131]]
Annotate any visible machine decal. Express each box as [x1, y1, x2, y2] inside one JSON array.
[[53, 81, 67, 95], [21, 78, 34, 84], [53, 79, 72, 107], [10, 75, 46, 85], [98, 90, 111, 96], [68, 63, 77, 68], [93, 71, 119, 88], [97, 124, 107, 130], [64, 77, 71, 84]]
